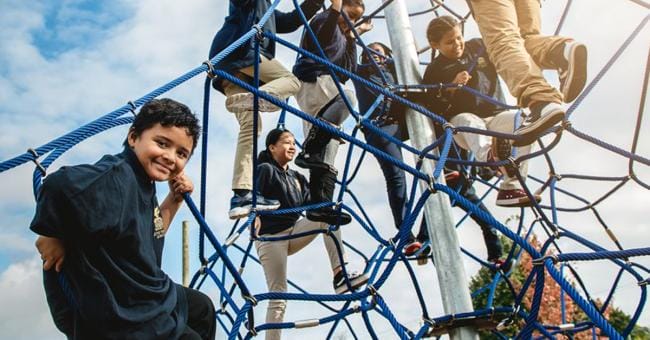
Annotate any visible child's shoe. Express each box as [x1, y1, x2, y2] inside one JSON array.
[[557, 41, 588, 103], [490, 257, 514, 273], [488, 138, 516, 178], [403, 240, 423, 256], [228, 191, 281, 220], [495, 189, 541, 207], [333, 271, 369, 294], [513, 102, 565, 147], [225, 92, 281, 113]]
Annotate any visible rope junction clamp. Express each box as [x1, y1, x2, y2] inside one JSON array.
[[27, 148, 47, 176], [127, 101, 137, 116], [242, 294, 258, 306], [202, 61, 216, 79], [252, 24, 264, 41], [532, 254, 559, 266]]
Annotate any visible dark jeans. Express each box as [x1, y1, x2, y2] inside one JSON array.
[[363, 122, 416, 242], [179, 286, 217, 340]]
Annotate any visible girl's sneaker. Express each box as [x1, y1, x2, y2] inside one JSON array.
[[333, 271, 369, 294], [495, 189, 541, 207], [404, 240, 423, 256]]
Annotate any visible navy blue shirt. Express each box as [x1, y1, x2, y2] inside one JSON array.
[[209, 0, 323, 93], [30, 148, 187, 339], [422, 38, 505, 120], [256, 158, 310, 235], [293, 8, 358, 83]]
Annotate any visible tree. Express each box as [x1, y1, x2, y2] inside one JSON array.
[[468, 232, 647, 339]]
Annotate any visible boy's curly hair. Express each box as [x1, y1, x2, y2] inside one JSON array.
[[125, 98, 201, 153]]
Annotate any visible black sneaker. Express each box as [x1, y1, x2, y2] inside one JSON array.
[[307, 207, 352, 225], [294, 151, 330, 171], [514, 102, 565, 147], [333, 271, 369, 294], [228, 192, 280, 220], [558, 41, 588, 103]]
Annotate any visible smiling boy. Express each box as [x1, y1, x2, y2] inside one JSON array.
[[30, 98, 215, 339]]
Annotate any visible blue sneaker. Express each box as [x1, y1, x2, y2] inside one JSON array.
[[228, 192, 281, 220]]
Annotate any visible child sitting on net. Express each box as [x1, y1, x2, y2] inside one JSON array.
[[31, 99, 215, 339], [422, 15, 540, 207], [254, 128, 368, 340], [208, 0, 326, 219], [292, 0, 372, 225]]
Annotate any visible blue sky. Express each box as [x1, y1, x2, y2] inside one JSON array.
[[0, 0, 649, 339]]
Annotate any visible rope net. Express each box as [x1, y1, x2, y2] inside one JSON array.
[[1, 0, 649, 339]]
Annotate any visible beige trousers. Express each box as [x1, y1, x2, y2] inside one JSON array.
[[450, 110, 531, 191], [295, 75, 356, 165], [223, 55, 301, 190], [469, 0, 569, 107], [255, 218, 345, 340]]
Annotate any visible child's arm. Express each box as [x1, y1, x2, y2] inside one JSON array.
[[159, 172, 194, 235], [35, 235, 65, 272], [274, 0, 324, 33]]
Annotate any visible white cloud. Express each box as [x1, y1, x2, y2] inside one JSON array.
[[0, 256, 64, 339]]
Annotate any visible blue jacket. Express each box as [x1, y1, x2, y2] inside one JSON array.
[[421, 38, 505, 120], [209, 0, 323, 92], [293, 8, 358, 83], [256, 154, 310, 235]]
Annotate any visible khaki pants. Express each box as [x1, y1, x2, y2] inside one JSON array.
[[450, 111, 531, 191], [223, 55, 301, 190], [255, 219, 345, 340], [296, 75, 356, 165], [469, 0, 569, 107]]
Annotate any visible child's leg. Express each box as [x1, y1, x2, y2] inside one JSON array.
[[255, 232, 291, 340], [238, 55, 301, 99], [486, 110, 532, 191], [230, 109, 261, 191], [179, 287, 216, 340], [469, 0, 562, 107], [449, 113, 491, 162], [288, 218, 345, 272], [515, 0, 571, 70]]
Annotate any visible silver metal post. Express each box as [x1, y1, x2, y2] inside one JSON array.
[[182, 220, 190, 287], [383, 1, 478, 338]]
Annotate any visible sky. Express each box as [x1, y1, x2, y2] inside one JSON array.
[[0, 0, 648, 339]]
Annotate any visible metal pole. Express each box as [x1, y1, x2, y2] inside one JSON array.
[[383, 1, 478, 339], [182, 220, 190, 287]]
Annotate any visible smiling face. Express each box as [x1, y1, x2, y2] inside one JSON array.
[[268, 132, 296, 168], [368, 43, 386, 64], [430, 25, 464, 60], [128, 123, 193, 181]]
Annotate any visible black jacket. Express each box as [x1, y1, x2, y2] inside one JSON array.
[[421, 38, 505, 120], [293, 8, 357, 83], [256, 159, 310, 235], [209, 0, 323, 92]]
